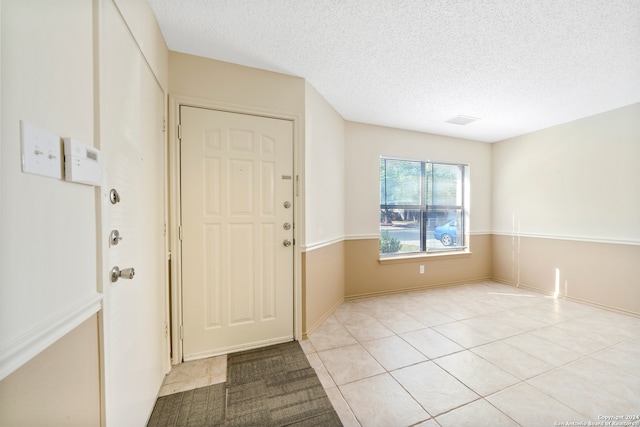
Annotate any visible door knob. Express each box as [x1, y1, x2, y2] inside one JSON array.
[[283, 223, 292, 230], [111, 266, 135, 282], [283, 239, 292, 247]]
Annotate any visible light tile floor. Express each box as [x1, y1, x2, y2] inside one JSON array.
[[302, 281, 640, 427], [157, 354, 226, 396]]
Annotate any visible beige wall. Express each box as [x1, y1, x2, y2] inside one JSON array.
[[302, 242, 346, 337], [169, 51, 305, 115], [0, 316, 100, 427], [345, 235, 492, 298], [492, 235, 640, 315], [491, 103, 640, 314]]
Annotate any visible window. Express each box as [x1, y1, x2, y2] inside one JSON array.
[[380, 157, 467, 255]]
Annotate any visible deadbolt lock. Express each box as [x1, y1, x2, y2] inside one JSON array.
[[109, 229, 123, 246], [109, 188, 121, 204]]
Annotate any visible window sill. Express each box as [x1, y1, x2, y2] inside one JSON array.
[[379, 250, 472, 265]]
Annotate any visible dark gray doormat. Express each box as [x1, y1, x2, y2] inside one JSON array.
[[148, 341, 343, 426]]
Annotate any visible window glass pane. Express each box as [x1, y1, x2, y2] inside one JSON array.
[[427, 209, 464, 251], [380, 158, 422, 206], [425, 208, 449, 232], [380, 157, 467, 256], [380, 209, 422, 254], [430, 164, 463, 207]]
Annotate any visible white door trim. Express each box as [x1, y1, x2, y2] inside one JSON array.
[[167, 95, 303, 365]]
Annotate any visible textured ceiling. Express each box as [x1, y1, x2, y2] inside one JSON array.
[[148, 0, 640, 142]]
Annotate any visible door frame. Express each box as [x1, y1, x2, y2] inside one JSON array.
[[167, 95, 303, 365]]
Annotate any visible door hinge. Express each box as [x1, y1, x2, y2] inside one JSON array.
[[163, 223, 167, 236], [178, 225, 183, 241], [295, 175, 299, 197], [179, 325, 184, 340], [164, 322, 169, 338], [162, 117, 166, 133], [177, 124, 182, 140]]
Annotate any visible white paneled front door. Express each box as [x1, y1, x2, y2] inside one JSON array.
[[180, 106, 294, 359]]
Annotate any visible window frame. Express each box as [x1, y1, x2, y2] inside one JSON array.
[[379, 156, 469, 257]]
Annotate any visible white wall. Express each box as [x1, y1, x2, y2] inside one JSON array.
[[345, 122, 492, 238], [492, 103, 640, 244], [113, 0, 169, 89], [0, 0, 101, 380], [303, 82, 346, 247]]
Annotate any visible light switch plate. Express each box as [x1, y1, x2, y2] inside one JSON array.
[[20, 120, 62, 179]]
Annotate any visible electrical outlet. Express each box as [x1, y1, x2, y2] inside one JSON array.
[[420, 265, 424, 274]]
